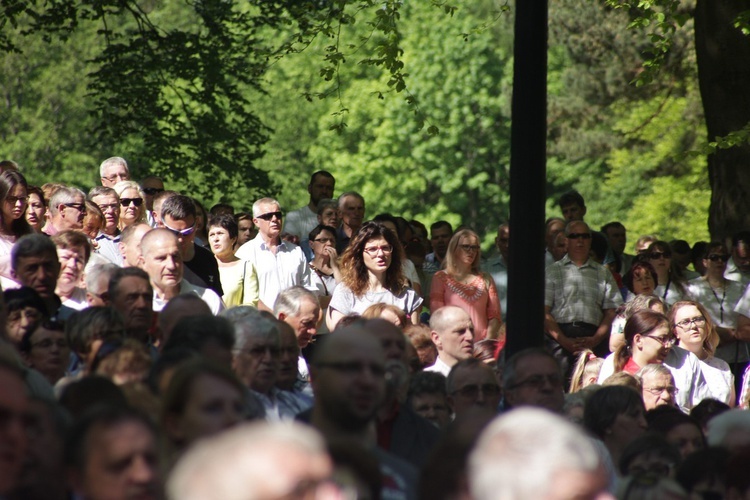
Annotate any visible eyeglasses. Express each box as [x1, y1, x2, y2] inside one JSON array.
[[508, 373, 563, 390], [451, 383, 501, 399], [674, 316, 706, 329], [315, 361, 386, 378], [97, 203, 119, 213], [62, 203, 87, 213], [163, 222, 196, 237], [31, 338, 68, 349], [649, 251, 670, 260], [644, 335, 677, 348], [101, 174, 129, 183], [120, 198, 143, 207], [566, 233, 591, 240], [363, 245, 393, 257], [707, 254, 730, 262], [313, 237, 335, 244], [256, 211, 283, 221], [458, 244, 480, 253], [142, 187, 164, 196], [643, 385, 678, 396], [5, 195, 27, 204]]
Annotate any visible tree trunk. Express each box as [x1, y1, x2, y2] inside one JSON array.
[[695, 0, 750, 240]]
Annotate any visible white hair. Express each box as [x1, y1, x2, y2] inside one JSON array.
[[273, 286, 319, 318], [84, 262, 120, 295], [706, 409, 750, 448], [233, 315, 279, 350], [251, 197, 280, 218], [469, 408, 604, 500], [99, 156, 129, 177]]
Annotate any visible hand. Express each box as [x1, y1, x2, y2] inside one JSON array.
[[572, 336, 602, 353], [325, 246, 340, 269], [556, 334, 578, 354]]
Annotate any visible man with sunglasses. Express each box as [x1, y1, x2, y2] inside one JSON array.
[[236, 198, 313, 311], [159, 194, 223, 297], [545, 221, 623, 377], [42, 187, 86, 236], [139, 175, 165, 228]]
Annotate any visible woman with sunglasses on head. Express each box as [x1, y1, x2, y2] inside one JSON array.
[[113, 180, 146, 230], [327, 221, 422, 330], [430, 229, 502, 341], [646, 240, 687, 306], [598, 310, 710, 412], [669, 300, 734, 405]]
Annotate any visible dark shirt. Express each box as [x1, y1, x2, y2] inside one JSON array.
[[184, 244, 223, 296]]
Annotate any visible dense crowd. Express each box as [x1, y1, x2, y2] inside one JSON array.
[[2, 157, 750, 499]]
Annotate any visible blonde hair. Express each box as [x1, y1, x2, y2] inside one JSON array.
[[568, 350, 603, 393], [444, 229, 482, 275]]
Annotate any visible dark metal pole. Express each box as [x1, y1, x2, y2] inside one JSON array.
[[505, 0, 548, 357]]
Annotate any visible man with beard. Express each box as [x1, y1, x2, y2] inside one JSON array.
[[425, 306, 475, 377], [284, 171, 335, 241]]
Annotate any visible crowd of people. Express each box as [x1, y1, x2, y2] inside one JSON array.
[[3, 157, 750, 499]]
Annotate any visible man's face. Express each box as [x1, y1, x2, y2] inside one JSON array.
[[76, 421, 159, 500], [504, 354, 565, 413], [734, 243, 750, 273], [641, 372, 677, 410], [561, 203, 585, 222], [280, 298, 320, 349], [0, 370, 29, 495], [13, 253, 61, 299], [448, 365, 502, 417], [232, 334, 280, 395], [237, 218, 256, 246], [566, 222, 591, 261], [91, 194, 120, 235], [141, 235, 183, 292], [433, 309, 474, 364], [410, 392, 451, 429], [338, 196, 365, 231], [495, 226, 509, 260], [57, 195, 86, 230], [308, 175, 335, 205], [120, 225, 152, 267], [253, 203, 282, 240], [101, 164, 130, 187], [140, 178, 164, 211], [162, 214, 196, 259], [431, 226, 453, 259], [111, 276, 154, 334], [605, 226, 627, 255]]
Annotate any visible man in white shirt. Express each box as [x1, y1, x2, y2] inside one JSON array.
[[425, 306, 475, 377], [235, 198, 313, 311], [283, 171, 335, 240]]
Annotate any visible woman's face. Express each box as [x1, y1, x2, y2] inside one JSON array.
[[56, 246, 86, 291], [362, 237, 393, 275], [82, 214, 102, 240], [703, 246, 729, 275], [118, 188, 143, 226], [3, 184, 27, 223], [673, 305, 707, 353], [171, 373, 245, 445], [310, 229, 336, 258], [455, 235, 480, 268], [26, 326, 70, 383], [649, 246, 671, 274], [635, 325, 673, 364], [608, 404, 647, 448], [319, 207, 339, 228], [208, 225, 236, 257], [7, 307, 44, 345], [25, 193, 45, 230], [632, 269, 656, 295]]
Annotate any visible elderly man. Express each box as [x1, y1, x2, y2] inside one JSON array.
[[274, 286, 321, 387], [88, 186, 123, 265], [425, 306, 475, 376], [284, 171, 335, 240], [232, 315, 310, 420], [138, 229, 223, 314], [446, 358, 502, 419], [85, 262, 119, 307], [335, 192, 365, 253], [635, 364, 678, 411], [545, 220, 622, 373], [42, 187, 86, 235], [487, 223, 509, 321], [118, 223, 152, 268], [99, 157, 130, 187], [235, 198, 313, 311], [108, 267, 154, 343], [503, 348, 565, 414], [11, 234, 62, 316]]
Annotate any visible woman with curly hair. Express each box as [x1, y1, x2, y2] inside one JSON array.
[[326, 221, 422, 330]]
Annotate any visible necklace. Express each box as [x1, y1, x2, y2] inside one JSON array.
[[706, 278, 726, 323]]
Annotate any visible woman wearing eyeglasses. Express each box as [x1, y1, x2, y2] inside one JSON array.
[[327, 221, 422, 330], [0, 171, 33, 286], [598, 310, 709, 412], [308, 224, 341, 310], [113, 180, 146, 230], [429, 229, 501, 341], [646, 241, 687, 306], [669, 300, 734, 405]]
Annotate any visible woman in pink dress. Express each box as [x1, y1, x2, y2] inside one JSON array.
[[430, 229, 502, 341]]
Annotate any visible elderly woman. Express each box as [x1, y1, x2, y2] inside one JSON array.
[[327, 221, 422, 330], [51, 230, 91, 311], [670, 300, 734, 406], [113, 180, 146, 230], [207, 214, 258, 307], [430, 229, 502, 341]]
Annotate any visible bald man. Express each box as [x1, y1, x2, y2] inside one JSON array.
[[425, 306, 475, 376]]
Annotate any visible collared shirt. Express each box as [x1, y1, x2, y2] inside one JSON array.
[[424, 357, 452, 377], [545, 255, 622, 325], [235, 234, 314, 307], [284, 205, 318, 240], [152, 279, 225, 314], [487, 254, 508, 321], [252, 387, 312, 421], [94, 231, 123, 266]]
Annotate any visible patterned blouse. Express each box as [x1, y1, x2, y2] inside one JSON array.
[[429, 270, 502, 341]]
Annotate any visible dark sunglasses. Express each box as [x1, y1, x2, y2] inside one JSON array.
[[707, 254, 729, 262], [142, 187, 164, 196], [566, 232, 591, 240], [650, 251, 670, 259], [62, 203, 87, 213], [120, 198, 144, 207], [256, 211, 283, 221]]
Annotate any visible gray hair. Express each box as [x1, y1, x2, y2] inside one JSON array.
[[337, 191, 364, 210], [634, 363, 673, 383], [469, 408, 604, 500], [99, 157, 129, 177], [316, 198, 338, 215], [87, 186, 119, 201], [11, 234, 58, 271], [85, 263, 120, 296], [48, 186, 85, 216], [251, 198, 280, 218], [167, 422, 329, 500], [234, 316, 280, 350], [706, 409, 750, 448], [273, 286, 319, 318]]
